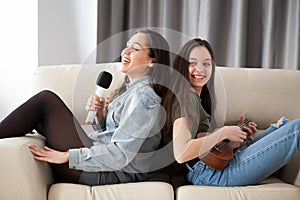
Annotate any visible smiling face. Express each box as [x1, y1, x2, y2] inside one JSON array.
[[121, 33, 155, 81], [188, 46, 213, 95]]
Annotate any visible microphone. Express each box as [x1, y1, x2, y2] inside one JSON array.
[[85, 71, 113, 124]]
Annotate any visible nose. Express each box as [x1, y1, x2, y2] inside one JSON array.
[[121, 46, 134, 56], [193, 64, 205, 72], [121, 48, 128, 56]]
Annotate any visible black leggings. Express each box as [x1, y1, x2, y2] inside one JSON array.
[[0, 90, 93, 183]]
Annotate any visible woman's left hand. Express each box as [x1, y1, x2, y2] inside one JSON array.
[[239, 115, 258, 141], [28, 144, 69, 164]]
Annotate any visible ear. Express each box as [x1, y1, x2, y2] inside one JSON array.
[[148, 63, 154, 68], [148, 58, 155, 68]]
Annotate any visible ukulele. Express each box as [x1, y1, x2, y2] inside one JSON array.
[[200, 119, 251, 170]]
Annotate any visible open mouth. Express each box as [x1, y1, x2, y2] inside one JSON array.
[[192, 74, 206, 79], [122, 57, 130, 64]]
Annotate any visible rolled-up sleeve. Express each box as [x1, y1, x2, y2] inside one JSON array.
[[69, 88, 161, 172]]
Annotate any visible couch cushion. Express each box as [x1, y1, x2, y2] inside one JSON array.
[[48, 184, 92, 200], [176, 182, 300, 200], [48, 182, 174, 200], [0, 135, 53, 200]]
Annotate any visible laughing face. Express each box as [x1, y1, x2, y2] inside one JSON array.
[[121, 33, 154, 81], [188, 46, 213, 95]]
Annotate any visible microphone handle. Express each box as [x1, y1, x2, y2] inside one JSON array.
[[85, 86, 105, 124]]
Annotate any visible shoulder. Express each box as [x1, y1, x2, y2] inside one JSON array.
[[174, 91, 200, 110], [187, 91, 200, 105], [172, 91, 200, 120], [132, 85, 162, 108]]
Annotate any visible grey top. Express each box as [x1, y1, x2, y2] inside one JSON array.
[[69, 76, 162, 174], [172, 91, 210, 136]]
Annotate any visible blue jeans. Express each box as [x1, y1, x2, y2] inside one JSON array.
[[186, 117, 300, 186]]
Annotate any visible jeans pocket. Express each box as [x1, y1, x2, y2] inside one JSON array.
[[187, 161, 217, 186]]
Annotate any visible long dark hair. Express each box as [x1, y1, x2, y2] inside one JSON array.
[[138, 29, 171, 99], [162, 38, 217, 136]]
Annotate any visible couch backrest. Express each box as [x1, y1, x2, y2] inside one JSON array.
[[33, 63, 300, 129], [33, 63, 125, 124], [218, 67, 300, 129], [32, 63, 227, 127]]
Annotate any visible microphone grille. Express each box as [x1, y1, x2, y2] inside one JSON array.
[[96, 71, 113, 89]]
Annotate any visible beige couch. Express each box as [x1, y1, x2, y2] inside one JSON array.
[[0, 62, 299, 200]]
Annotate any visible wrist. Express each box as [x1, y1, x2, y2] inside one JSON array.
[[64, 150, 70, 162], [218, 127, 229, 141]]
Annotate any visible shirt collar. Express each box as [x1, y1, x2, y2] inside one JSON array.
[[126, 76, 151, 90]]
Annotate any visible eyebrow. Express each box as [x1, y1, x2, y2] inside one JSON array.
[[189, 58, 212, 61], [126, 41, 143, 48]]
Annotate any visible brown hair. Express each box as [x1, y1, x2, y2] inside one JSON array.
[[162, 38, 217, 136]]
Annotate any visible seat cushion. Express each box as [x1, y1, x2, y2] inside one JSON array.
[[48, 181, 174, 200], [176, 180, 300, 200]]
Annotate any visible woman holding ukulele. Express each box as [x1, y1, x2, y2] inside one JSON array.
[[162, 38, 300, 186]]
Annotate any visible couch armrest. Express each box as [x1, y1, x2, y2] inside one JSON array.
[[0, 134, 54, 200], [278, 151, 300, 187]]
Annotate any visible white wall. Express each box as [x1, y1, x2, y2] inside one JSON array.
[[38, 0, 98, 66], [0, 0, 97, 120], [0, 1, 38, 120]]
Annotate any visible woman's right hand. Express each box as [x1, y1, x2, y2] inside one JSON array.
[[85, 94, 105, 122], [220, 126, 248, 143]]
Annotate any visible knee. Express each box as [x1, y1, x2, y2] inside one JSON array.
[[37, 90, 56, 97], [291, 118, 300, 125], [35, 90, 60, 102], [288, 118, 300, 132]]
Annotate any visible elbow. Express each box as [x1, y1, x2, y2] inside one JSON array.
[[174, 153, 189, 164], [175, 158, 186, 164], [174, 146, 200, 164]]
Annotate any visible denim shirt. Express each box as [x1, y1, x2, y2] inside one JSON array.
[[69, 76, 162, 174]]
